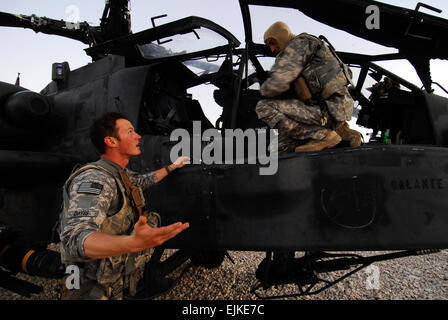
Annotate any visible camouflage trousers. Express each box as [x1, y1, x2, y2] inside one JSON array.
[[61, 278, 121, 300], [324, 87, 354, 123], [60, 250, 151, 300], [256, 98, 329, 153]]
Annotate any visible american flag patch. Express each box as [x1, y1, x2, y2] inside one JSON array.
[[77, 182, 104, 195]]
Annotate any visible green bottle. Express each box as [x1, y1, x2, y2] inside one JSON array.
[[382, 129, 390, 144]]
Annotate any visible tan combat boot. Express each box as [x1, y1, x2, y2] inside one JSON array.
[[335, 122, 362, 147], [294, 130, 342, 153]]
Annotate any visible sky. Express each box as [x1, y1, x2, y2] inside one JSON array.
[[0, 0, 447, 131]]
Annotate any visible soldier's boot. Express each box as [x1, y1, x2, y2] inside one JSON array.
[[126, 247, 175, 300], [294, 130, 341, 153], [335, 121, 362, 147], [130, 272, 175, 300]]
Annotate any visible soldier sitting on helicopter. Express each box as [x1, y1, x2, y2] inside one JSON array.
[[255, 21, 362, 154]]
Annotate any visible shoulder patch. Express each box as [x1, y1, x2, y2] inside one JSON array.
[[77, 182, 104, 195]]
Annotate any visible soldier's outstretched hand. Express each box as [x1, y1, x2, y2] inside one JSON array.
[[132, 215, 189, 251], [172, 156, 191, 169]]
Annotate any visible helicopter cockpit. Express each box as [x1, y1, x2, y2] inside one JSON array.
[[84, 16, 242, 138]]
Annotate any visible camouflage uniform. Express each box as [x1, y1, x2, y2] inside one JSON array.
[[59, 158, 158, 300], [256, 33, 354, 153]]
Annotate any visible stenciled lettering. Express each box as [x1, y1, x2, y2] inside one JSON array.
[[390, 178, 445, 191]]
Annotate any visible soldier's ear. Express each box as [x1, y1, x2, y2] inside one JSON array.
[[104, 136, 118, 148]]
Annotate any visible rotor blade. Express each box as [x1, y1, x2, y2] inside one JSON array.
[[247, 0, 448, 60], [0, 11, 93, 45]]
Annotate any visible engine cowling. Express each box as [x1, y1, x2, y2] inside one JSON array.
[[0, 81, 57, 150]]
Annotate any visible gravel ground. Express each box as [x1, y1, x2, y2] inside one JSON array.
[[1, 246, 447, 300]]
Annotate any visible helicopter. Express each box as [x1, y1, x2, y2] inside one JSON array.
[[0, 0, 447, 299]]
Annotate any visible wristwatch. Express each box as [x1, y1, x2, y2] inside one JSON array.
[[165, 165, 173, 174]]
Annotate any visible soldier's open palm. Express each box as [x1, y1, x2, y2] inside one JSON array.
[[132, 216, 189, 250]]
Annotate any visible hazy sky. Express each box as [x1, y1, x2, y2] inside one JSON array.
[[0, 0, 447, 126]]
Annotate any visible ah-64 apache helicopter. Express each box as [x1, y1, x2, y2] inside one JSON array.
[[0, 0, 447, 299]]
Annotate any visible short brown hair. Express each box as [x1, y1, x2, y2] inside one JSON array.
[[89, 112, 127, 154]]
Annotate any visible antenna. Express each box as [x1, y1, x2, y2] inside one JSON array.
[[15, 73, 20, 86]]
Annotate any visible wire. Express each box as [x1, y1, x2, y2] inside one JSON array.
[[432, 82, 448, 95]]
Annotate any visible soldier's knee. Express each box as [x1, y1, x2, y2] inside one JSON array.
[[256, 100, 278, 122], [255, 99, 270, 115]]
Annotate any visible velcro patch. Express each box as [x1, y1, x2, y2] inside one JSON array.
[[77, 182, 104, 195]]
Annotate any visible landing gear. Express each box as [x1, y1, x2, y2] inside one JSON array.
[[251, 249, 441, 299]]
